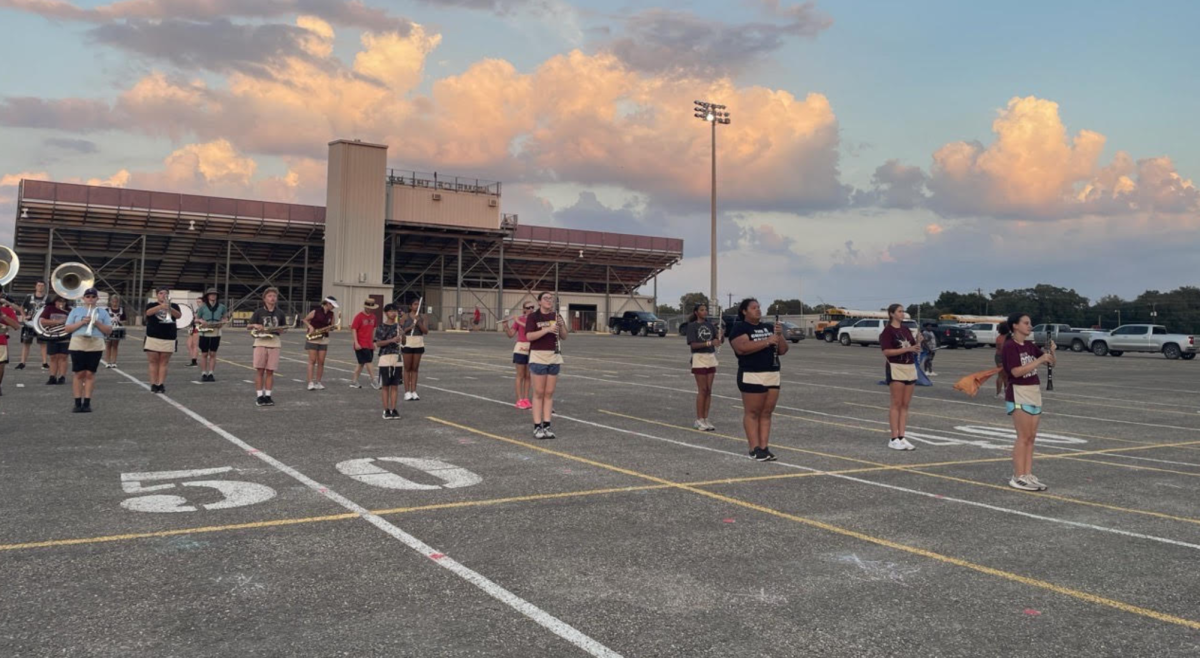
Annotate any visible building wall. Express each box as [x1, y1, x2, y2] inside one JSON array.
[[388, 184, 500, 230], [419, 286, 655, 331], [323, 140, 392, 312]]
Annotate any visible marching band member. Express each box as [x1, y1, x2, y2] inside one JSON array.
[[525, 292, 566, 439], [194, 288, 228, 382], [1002, 312, 1055, 491], [304, 296, 338, 391], [375, 303, 402, 419], [144, 286, 181, 394], [730, 298, 786, 461], [17, 280, 49, 370], [103, 293, 126, 369], [249, 287, 287, 407], [400, 298, 427, 401], [349, 299, 379, 389], [63, 288, 111, 412], [881, 303, 918, 451], [0, 293, 20, 395], [685, 302, 722, 431], [42, 295, 71, 385], [185, 295, 200, 368], [503, 301, 535, 409]]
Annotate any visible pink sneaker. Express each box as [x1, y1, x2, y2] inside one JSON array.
[[519, 399, 532, 409]]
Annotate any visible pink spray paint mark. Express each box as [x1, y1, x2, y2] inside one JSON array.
[[1023, 609, 1041, 616], [722, 518, 736, 523], [430, 553, 446, 560]]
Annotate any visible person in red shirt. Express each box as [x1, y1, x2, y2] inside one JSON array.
[[880, 303, 919, 451], [349, 299, 380, 389], [0, 294, 22, 395], [1002, 312, 1055, 491]]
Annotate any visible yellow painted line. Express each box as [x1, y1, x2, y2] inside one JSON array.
[[603, 411, 1200, 528], [366, 485, 670, 516], [428, 416, 1200, 632]]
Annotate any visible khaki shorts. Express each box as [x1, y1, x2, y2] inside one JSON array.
[[143, 337, 177, 353], [0, 344, 8, 364], [253, 346, 281, 371]]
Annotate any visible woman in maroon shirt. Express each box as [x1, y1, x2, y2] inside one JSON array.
[[1002, 312, 1055, 491], [880, 303, 919, 451]]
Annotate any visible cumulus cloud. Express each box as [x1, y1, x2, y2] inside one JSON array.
[[0, 97, 124, 131], [606, 2, 832, 78], [0, 0, 412, 33], [43, 137, 98, 153], [0, 171, 51, 186], [853, 159, 927, 209]]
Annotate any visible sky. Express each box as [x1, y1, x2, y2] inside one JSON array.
[[1, 0, 1198, 309]]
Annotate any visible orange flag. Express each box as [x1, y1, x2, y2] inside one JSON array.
[[953, 367, 1003, 397]]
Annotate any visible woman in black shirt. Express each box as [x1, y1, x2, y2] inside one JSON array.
[[144, 286, 181, 394], [729, 298, 787, 461], [685, 303, 722, 431], [880, 303, 919, 451]]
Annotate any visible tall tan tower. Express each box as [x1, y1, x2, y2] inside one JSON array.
[[323, 139, 392, 316]]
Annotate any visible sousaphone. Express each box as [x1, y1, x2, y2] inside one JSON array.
[[0, 245, 18, 287], [32, 262, 94, 338]]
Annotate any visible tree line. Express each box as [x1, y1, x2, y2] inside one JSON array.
[[657, 285, 1200, 333]]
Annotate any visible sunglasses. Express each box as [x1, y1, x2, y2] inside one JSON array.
[[523, 306, 535, 310]]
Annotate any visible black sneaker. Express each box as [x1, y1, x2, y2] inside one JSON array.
[[81, 403, 92, 413], [187, 360, 198, 367], [57, 376, 66, 385], [255, 395, 266, 407], [208, 374, 216, 382], [761, 448, 777, 462], [72, 405, 83, 413], [42, 363, 49, 370], [749, 449, 758, 460], [158, 385, 166, 394], [263, 396, 275, 406], [15, 363, 24, 370], [753, 448, 770, 462], [390, 409, 401, 419], [542, 426, 556, 439], [46, 376, 57, 385]]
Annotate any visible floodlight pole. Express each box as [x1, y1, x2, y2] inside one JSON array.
[[694, 100, 730, 310]]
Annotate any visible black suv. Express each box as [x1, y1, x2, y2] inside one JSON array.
[[927, 322, 979, 349]]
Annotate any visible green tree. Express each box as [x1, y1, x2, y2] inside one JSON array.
[[656, 303, 681, 316], [678, 291, 710, 314], [767, 299, 817, 315]]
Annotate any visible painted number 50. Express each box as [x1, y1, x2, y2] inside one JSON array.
[[120, 467, 277, 513]]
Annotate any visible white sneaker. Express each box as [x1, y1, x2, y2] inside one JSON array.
[[1026, 474, 1048, 491], [888, 438, 908, 451], [349, 383, 362, 389], [307, 382, 316, 391], [693, 419, 706, 430], [411, 392, 420, 401], [899, 438, 916, 451], [314, 382, 325, 390], [1009, 475, 1040, 491], [404, 392, 413, 401], [928, 371, 938, 377], [371, 378, 381, 390], [702, 419, 716, 431]]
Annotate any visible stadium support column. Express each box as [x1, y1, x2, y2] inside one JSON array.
[[456, 238, 462, 329], [497, 241, 504, 331], [323, 139, 393, 315], [45, 228, 53, 282], [605, 265, 611, 330], [224, 241, 231, 303]]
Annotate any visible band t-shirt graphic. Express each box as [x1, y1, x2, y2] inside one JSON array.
[[527, 311, 559, 352], [250, 306, 287, 348], [729, 320, 778, 372], [879, 325, 917, 364], [1002, 339, 1043, 403], [146, 302, 180, 340], [686, 320, 718, 354]]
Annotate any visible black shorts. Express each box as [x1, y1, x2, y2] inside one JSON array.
[[512, 352, 529, 365], [401, 347, 425, 355], [994, 352, 1003, 367], [21, 326, 36, 344], [47, 340, 70, 356], [355, 348, 374, 365], [199, 336, 222, 353], [379, 366, 402, 387], [71, 350, 103, 373]]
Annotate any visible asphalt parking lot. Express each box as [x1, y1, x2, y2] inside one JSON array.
[[3, 330, 1199, 657]]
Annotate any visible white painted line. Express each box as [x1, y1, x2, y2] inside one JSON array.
[[191, 381, 204, 385], [292, 378, 305, 383], [464, 376, 478, 380], [427, 377, 440, 381], [109, 365, 621, 658], [243, 380, 254, 384], [423, 384, 1200, 554]]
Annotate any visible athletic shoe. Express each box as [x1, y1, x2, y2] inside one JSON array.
[[391, 409, 401, 420], [382, 410, 391, 419], [15, 363, 24, 370], [404, 392, 413, 401], [156, 385, 166, 394], [888, 438, 908, 451], [693, 419, 707, 430], [72, 405, 83, 413], [520, 398, 532, 409], [928, 371, 938, 377], [753, 448, 770, 462], [307, 382, 316, 391], [411, 392, 420, 401], [263, 396, 275, 406], [515, 402, 524, 410], [761, 448, 777, 461], [42, 363, 49, 370], [899, 438, 916, 451], [314, 382, 325, 390], [207, 374, 215, 382], [187, 360, 198, 367], [702, 419, 716, 431], [370, 379, 381, 391], [1027, 474, 1048, 491], [534, 426, 546, 440], [81, 403, 92, 413], [57, 376, 66, 385], [1009, 475, 1040, 491], [256, 396, 266, 407], [111, 364, 119, 369], [349, 383, 362, 389], [749, 449, 757, 459], [46, 376, 57, 385], [542, 426, 556, 439]]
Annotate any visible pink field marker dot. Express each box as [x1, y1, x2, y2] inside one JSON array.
[[247, 449, 260, 454], [1024, 609, 1041, 616], [430, 553, 446, 560], [934, 494, 945, 499], [722, 518, 736, 523]]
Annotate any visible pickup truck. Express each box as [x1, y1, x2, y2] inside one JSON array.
[[838, 319, 919, 346], [820, 318, 862, 343], [1033, 324, 1106, 353], [608, 311, 667, 337], [926, 322, 979, 349], [1088, 324, 1198, 360]]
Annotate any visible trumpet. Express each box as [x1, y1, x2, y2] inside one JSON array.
[[305, 325, 333, 341], [84, 306, 99, 337]]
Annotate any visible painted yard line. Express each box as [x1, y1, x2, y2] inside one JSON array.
[[422, 382, 1200, 545], [431, 417, 1200, 632], [603, 411, 1200, 530], [106, 366, 622, 658]]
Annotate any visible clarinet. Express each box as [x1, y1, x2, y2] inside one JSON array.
[[772, 312, 781, 368], [553, 313, 564, 355], [1046, 326, 1056, 392]]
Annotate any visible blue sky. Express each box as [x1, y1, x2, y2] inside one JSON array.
[[1, 0, 1197, 307]]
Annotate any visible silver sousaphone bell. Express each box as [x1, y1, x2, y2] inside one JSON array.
[[32, 262, 95, 338], [0, 245, 18, 287]]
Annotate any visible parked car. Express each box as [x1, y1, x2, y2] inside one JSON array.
[[780, 321, 806, 343], [1036, 325, 1106, 353], [927, 321, 979, 349], [968, 322, 1001, 346], [838, 319, 919, 346], [1089, 324, 1198, 360], [608, 311, 667, 337], [820, 318, 862, 343]]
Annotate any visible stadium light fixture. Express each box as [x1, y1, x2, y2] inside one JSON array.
[[692, 99, 732, 310]]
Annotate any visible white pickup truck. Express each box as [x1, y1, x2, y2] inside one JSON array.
[[1088, 324, 1198, 360], [838, 318, 919, 346]]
